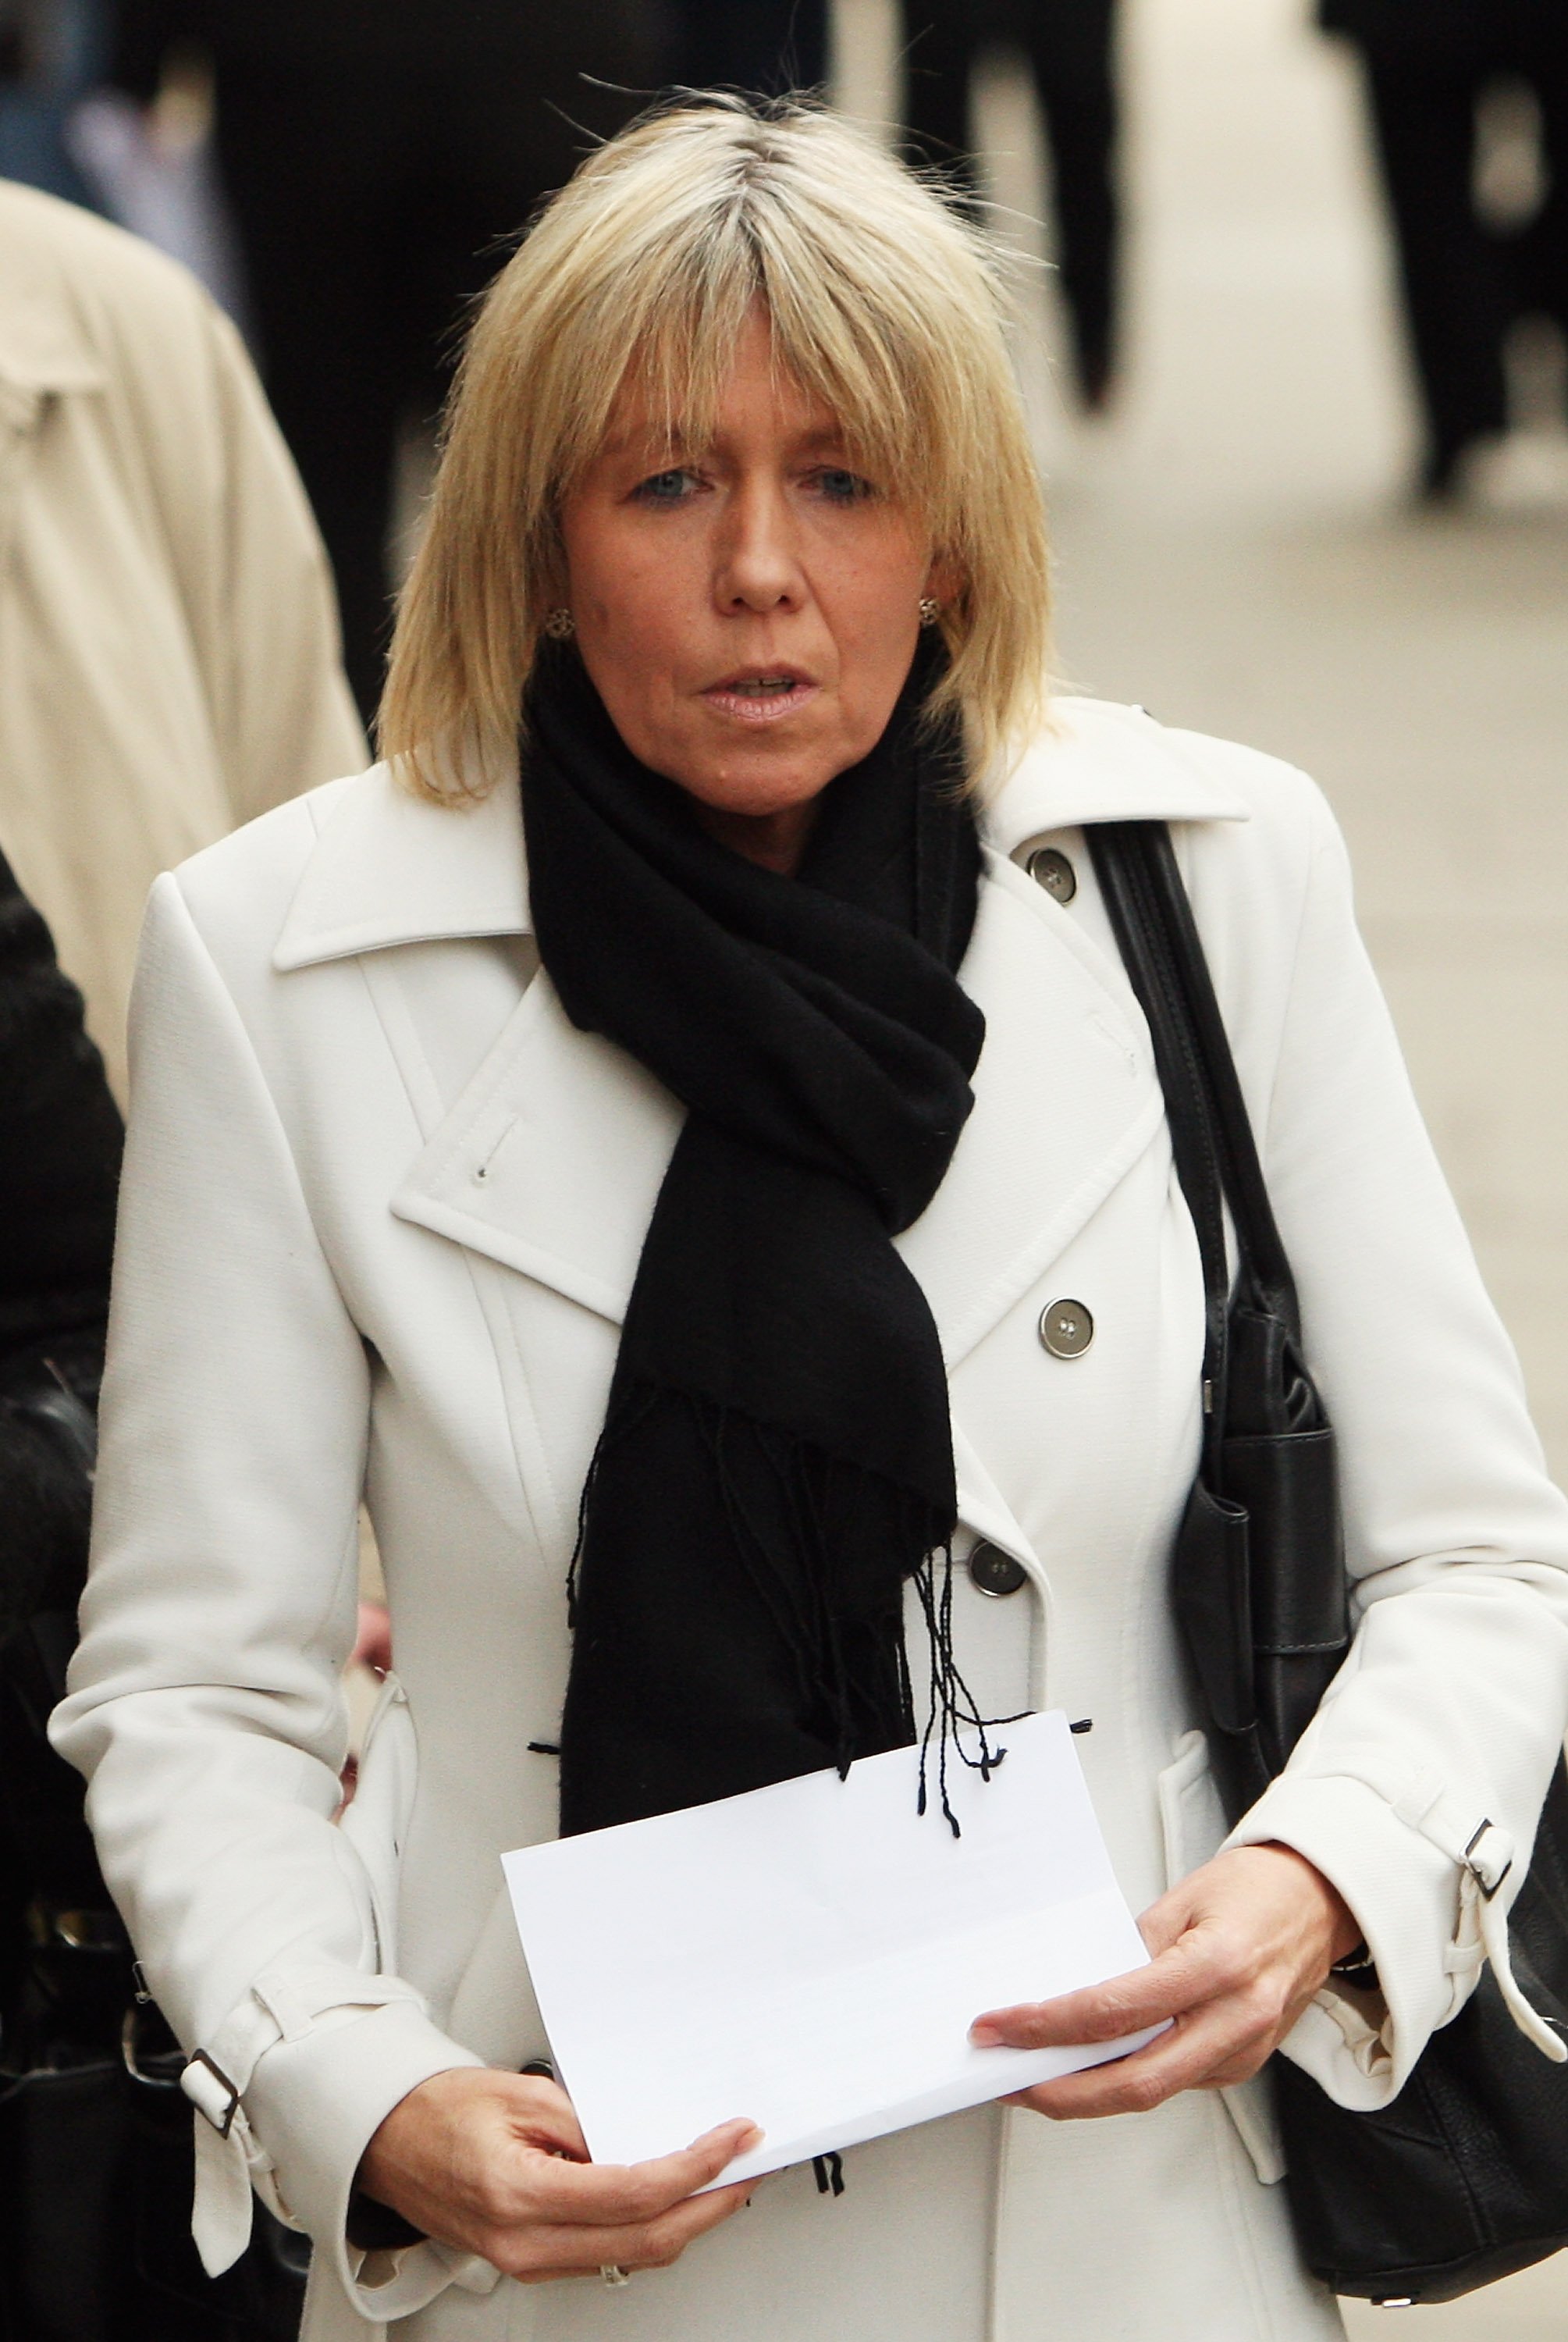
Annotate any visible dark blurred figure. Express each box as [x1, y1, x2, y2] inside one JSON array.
[[674, 1, 828, 95], [1321, 0, 1568, 495], [899, 0, 1120, 410], [109, 2, 673, 725], [0, 854, 310, 2340], [0, 0, 104, 205], [0, 852, 119, 1668]]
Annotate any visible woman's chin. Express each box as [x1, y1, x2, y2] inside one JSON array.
[[658, 735, 844, 822]]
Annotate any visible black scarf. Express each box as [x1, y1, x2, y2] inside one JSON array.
[[521, 639, 988, 1836]]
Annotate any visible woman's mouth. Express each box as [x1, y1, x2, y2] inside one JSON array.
[[701, 671, 820, 724]]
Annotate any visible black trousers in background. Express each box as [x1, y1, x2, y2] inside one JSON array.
[[899, 0, 1120, 402], [211, 14, 666, 723], [1349, 16, 1568, 484]]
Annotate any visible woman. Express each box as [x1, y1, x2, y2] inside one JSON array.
[[55, 98, 1568, 2341]]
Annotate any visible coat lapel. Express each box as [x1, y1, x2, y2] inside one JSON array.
[[279, 696, 1250, 1459], [376, 834, 1170, 1361], [389, 969, 682, 1325]]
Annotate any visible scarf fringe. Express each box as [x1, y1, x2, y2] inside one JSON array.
[[571, 1381, 1010, 1835]]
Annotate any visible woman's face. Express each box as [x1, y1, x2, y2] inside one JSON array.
[[558, 309, 946, 873]]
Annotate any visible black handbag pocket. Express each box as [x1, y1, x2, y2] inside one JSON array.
[[0, 2057, 133, 2342], [0, 1614, 310, 2342], [1224, 1421, 1347, 1773], [0, 2033, 311, 2342]]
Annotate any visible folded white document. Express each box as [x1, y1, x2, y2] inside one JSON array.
[[503, 1709, 1161, 2189]]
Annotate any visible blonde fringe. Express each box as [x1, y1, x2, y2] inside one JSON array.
[[380, 96, 1051, 802]]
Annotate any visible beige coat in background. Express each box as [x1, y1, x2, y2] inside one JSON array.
[[0, 178, 364, 1096]]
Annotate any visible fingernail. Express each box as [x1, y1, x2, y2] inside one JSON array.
[[969, 2023, 1002, 2047], [696, 2118, 763, 2152]]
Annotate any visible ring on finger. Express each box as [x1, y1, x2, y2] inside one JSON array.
[[600, 2264, 631, 2287]]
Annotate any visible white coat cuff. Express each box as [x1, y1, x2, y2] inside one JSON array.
[[243, 2000, 490, 2320], [1223, 1771, 1463, 2108]]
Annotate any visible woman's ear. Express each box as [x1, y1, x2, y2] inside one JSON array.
[[923, 552, 962, 614]]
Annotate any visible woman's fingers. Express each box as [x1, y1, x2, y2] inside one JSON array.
[[969, 1934, 1214, 2052], [973, 1845, 1360, 2120], [358, 2068, 762, 2270], [496, 2176, 756, 2283], [506, 2075, 591, 2160], [516, 2118, 763, 2228], [1002, 1995, 1278, 2120]]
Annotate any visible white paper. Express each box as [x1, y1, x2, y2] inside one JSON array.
[[503, 1710, 1161, 2187]]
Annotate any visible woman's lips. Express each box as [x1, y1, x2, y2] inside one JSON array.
[[700, 674, 821, 724]]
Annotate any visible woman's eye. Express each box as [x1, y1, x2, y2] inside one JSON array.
[[812, 468, 873, 504], [633, 468, 698, 504]]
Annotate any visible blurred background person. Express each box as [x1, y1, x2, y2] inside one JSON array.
[[0, 849, 117, 1702], [0, 0, 102, 205], [674, 0, 828, 95], [898, 0, 1121, 410], [0, 175, 363, 1100], [1319, 0, 1568, 497], [0, 840, 126, 2341], [107, 1, 674, 725], [0, 852, 311, 2338]]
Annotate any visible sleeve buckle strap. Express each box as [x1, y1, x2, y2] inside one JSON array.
[[1457, 1830, 1567, 2066], [1464, 1818, 1515, 1902], [182, 2048, 242, 2138]]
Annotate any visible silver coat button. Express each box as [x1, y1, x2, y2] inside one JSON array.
[[1026, 846, 1077, 903], [1040, 1298, 1094, 1358], [969, 1541, 1028, 1598]]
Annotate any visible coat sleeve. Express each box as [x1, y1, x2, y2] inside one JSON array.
[[51, 874, 482, 2321], [1210, 774, 1568, 2105]]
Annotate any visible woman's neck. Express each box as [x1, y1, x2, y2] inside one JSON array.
[[690, 796, 821, 877]]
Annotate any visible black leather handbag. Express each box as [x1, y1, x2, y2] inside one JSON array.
[[0, 1603, 311, 2342], [1090, 818, 1568, 2307]]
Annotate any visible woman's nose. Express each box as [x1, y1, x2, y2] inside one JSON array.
[[713, 482, 805, 614]]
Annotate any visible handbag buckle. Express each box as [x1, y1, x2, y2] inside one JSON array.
[[182, 2047, 241, 2137], [1464, 1818, 1513, 1902]]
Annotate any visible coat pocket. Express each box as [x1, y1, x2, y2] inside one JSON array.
[[1154, 1730, 1287, 2187], [337, 1673, 418, 1974]]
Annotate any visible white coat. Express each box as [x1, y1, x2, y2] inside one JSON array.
[[55, 699, 1568, 2342]]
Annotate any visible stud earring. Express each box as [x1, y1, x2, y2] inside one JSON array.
[[918, 596, 941, 628], [543, 607, 575, 640]]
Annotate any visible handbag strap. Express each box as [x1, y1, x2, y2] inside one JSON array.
[[1087, 821, 1303, 1472], [1093, 822, 1303, 1327]]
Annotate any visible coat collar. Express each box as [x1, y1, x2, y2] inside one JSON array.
[[983, 696, 1250, 850], [0, 190, 109, 402], [273, 698, 1247, 972], [274, 747, 528, 971]]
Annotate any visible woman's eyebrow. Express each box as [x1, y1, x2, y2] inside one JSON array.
[[792, 422, 850, 452], [600, 425, 699, 464]]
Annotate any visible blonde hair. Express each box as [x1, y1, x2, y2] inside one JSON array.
[[381, 96, 1051, 799]]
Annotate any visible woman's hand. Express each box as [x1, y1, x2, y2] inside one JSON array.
[[971, 1843, 1361, 2119], [357, 2068, 761, 2282], [352, 1601, 393, 1677]]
